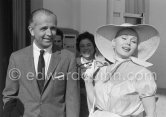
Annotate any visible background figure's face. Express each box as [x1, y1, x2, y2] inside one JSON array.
[[54, 35, 63, 49], [79, 39, 95, 60], [29, 13, 57, 49], [114, 29, 138, 59]]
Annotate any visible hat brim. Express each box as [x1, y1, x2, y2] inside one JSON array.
[[95, 24, 160, 63]]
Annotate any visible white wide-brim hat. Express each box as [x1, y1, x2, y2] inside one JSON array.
[[95, 23, 160, 65]]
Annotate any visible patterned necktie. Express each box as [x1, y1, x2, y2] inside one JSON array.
[[37, 50, 45, 94]]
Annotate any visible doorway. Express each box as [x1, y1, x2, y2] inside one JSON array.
[[0, 0, 30, 116]]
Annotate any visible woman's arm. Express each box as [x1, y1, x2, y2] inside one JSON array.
[[142, 96, 157, 117], [135, 68, 157, 117]]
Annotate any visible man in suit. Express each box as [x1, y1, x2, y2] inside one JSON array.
[[2, 8, 80, 117]]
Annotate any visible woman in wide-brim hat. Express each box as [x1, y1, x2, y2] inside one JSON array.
[[84, 23, 160, 117]]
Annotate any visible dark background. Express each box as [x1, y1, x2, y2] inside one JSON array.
[[0, 0, 30, 116]]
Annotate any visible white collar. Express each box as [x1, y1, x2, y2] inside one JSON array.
[[81, 57, 93, 64], [114, 56, 152, 67], [113, 51, 153, 67], [33, 41, 52, 54], [130, 57, 153, 67]]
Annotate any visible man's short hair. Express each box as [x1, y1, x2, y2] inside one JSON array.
[[29, 8, 57, 26]]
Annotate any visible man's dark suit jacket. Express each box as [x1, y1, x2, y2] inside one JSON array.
[[2, 45, 80, 117]]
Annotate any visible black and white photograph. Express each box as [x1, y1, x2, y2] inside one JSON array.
[[0, 0, 165, 117]]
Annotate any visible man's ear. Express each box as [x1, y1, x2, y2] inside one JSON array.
[[112, 39, 116, 48], [28, 25, 34, 36]]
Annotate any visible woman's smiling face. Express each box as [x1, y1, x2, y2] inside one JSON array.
[[79, 38, 95, 60], [114, 28, 138, 59]]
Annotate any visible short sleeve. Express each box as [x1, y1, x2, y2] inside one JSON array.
[[134, 68, 157, 98]]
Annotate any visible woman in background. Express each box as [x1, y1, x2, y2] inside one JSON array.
[[76, 31, 109, 117]]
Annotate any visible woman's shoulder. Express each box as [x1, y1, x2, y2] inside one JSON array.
[[133, 66, 157, 98], [128, 61, 153, 74], [130, 62, 156, 85]]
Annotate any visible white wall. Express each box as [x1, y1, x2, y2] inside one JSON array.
[[149, 0, 166, 88], [43, 0, 82, 31], [43, 0, 75, 29], [80, 0, 107, 34], [43, 0, 107, 34]]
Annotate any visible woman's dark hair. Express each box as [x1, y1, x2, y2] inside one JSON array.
[[76, 31, 96, 52]]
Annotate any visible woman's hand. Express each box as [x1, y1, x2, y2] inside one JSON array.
[[80, 62, 95, 83], [82, 67, 94, 83]]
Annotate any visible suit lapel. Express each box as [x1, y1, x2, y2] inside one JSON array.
[[27, 45, 41, 96], [44, 49, 61, 89]]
